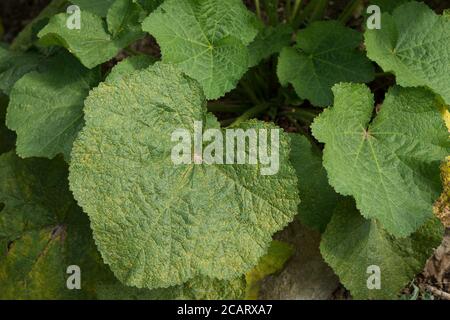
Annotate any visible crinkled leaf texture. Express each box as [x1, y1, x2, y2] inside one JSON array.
[[97, 276, 246, 300], [6, 53, 100, 161], [289, 134, 340, 233], [365, 2, 450, 105], [142, 0, 259, 99], [278, 21, 374, 107], [0, 46, 43, 95], [311, 83, 449, 237], [245, 240, 293, 300], [0, 151, 112, 299], [38, 7, 144, 69], [69, 63, 299, 289], [321, 198, 444, 300], [106, 55, 156, 82]]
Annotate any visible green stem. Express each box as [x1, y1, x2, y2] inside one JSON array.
[[338, 0, 363, 24], [228, 104, 270, 127], [240, 80, 261, 106], [255, 0, 262, 19], [290, 0, 302, 22], [309, 0, 328, 23], [286, 0, 292, 21]]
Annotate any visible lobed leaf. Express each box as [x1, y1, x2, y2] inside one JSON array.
[[278, 21, 374, 107], [311, 83, 449, 237], [365, 2, 450, 105], [321, 198, 444, 300], [142, 0, 259, 99], [69, 63, 299, 289]]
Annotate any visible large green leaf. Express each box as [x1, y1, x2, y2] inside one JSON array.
[[278, 21, 374, 107], [365, 2, 450, 105], [69, 63, 299, 289], [0, 47, 44, 95], [38, 8, 144, 68], [6, 53, 101, 161], [0, 151, 112, 299], [97, 276, 246, 300], [142, 0, 259, 99], [321, 198, 444, 300], [289, 134, 340, 232], [311, 83, 449, 237]]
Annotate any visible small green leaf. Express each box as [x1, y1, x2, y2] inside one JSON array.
[[278, 21, 374, 107], [245, 240, 294, 300], [289, 134, 340, 232], [311, 83, 449, 237], [142, 0, 259, 99], [321, 198, 444, 300], [365, 2, 450, 105], [0, 151, 113, 299], [69, 63, 299, 289], [6, 53, 101, 161], [248, 24, 293, 68], [70, 0, 115, 17], [38, 11, 144, 68], [106, 55, 156, 82]]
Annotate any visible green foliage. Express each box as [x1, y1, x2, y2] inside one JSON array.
[[278, 21, 374, 107], [106, 55, 156, 82], [70, 0, 116, 17], [365, 2, 450, 105], [38, 3, 145, 68], [7, 53, 101, 161], [312, 83, 449, 237], [0, 151, 113, 299], [142, 0, 259, 99], [69, 63, 299, 289], [321, 198, 444, 300], [289, 134, 340, 232], [0, 0, 448, 300], [0, 46, 43, 95]]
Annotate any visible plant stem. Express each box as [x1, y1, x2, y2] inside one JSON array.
[[228, 104, 270, 127], [338, 0, 363, 24], [290, 0, 302, 22], [255, 0, 262, 19], [240, 80, 261, 106]]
